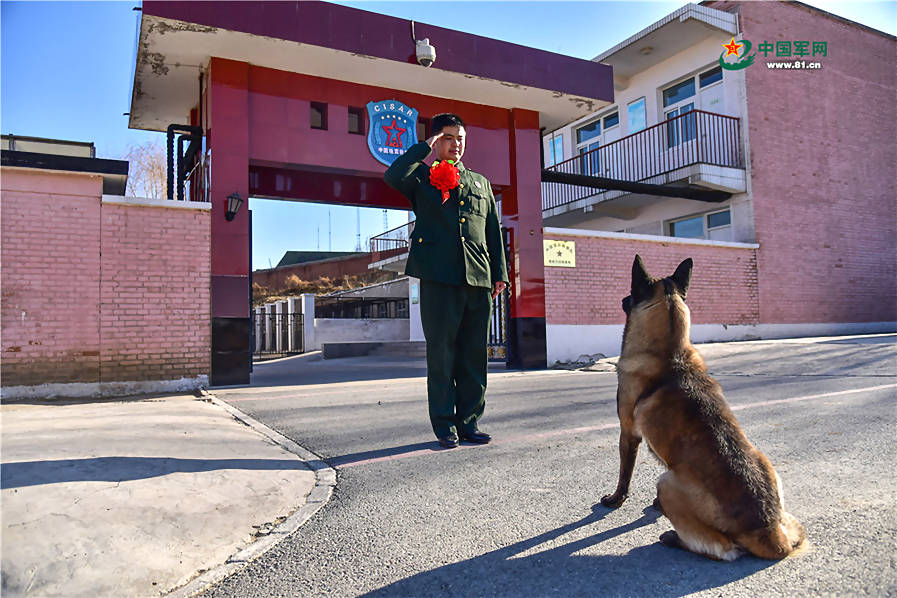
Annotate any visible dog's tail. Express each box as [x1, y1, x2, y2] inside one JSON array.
[[738, 511, 806, 560]]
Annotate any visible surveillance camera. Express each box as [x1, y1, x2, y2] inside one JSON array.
[[416, 38, 436, 68]]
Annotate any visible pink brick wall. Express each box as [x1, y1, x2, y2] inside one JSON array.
[[1, 170, 102, 385], [100, 203, 210, 382], [723, 1, 897, 323], [1, 168, 211, 388], [544, 233, 759, 326]]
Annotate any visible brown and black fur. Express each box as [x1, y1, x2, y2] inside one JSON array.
[[600, 255, 805, 561]]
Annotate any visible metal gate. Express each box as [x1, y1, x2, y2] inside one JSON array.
[[253, 311, 304, 357], [488, 292, 508, 361]]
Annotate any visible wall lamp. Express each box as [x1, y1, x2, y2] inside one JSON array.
[[225, 192, 243, 221]]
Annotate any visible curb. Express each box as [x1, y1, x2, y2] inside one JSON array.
[[166, 391, 337, 598]]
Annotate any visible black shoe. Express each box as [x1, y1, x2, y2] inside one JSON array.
[[438, 434, 459, 449], [460, 429, 491, 444]]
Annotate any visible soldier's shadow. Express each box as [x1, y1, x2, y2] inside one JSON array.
[[362, 503, 776, 597]]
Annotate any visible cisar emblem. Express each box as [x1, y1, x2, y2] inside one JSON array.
[[366, 100, 419, 167]]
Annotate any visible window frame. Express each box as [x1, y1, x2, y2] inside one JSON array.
[[574, 118, 601, 176], [602, 111, 620, 130], [546, 133, 564, 167], [662, 77, 697, 109], [668, 208, 732, 240], [627, 97, 647, 133], [575, 118, 601, 148], [347, 106, 365, 135], [699, 65, 723, 89], [416, 117, 430, 142], [310, 101, 328, 130]]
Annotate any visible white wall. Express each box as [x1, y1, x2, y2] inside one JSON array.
[[408, 277, 424, 341], [313, 318, 410, 347], [546, 322, 896, 365]]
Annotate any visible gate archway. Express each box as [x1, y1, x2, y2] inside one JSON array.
[[130, 1, 613, 385]]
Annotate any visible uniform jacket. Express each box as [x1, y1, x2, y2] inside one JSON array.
[[384, 142, 509, 289]]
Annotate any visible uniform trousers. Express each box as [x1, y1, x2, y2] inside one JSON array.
[[419, 279, 492, 438]]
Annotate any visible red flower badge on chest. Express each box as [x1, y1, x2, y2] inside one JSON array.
[[429, 160, 461, 204]]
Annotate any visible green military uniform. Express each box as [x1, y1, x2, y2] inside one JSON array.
[[384, 141, 509, 439]]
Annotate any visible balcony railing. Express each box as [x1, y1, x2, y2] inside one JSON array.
[[370, 220, 414, 261], [543, 109, 742, 211]]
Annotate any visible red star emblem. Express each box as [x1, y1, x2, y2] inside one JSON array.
[[723, 37, 742, 58], [382, 118, 406, 148]]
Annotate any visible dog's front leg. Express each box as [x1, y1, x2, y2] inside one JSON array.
[[601, 429, 641, 508]]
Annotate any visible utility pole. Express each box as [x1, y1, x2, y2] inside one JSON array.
[[355, 207, 362, 252], [328, 209, 332, 251]]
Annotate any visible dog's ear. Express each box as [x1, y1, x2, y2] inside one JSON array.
[[631, 255, 652, 296], [671, 258, 693, 299]]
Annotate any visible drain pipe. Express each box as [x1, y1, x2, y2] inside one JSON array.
[[166, 124, 202, 200]]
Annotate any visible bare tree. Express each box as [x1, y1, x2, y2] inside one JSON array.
[[123, 140, 167, 198]]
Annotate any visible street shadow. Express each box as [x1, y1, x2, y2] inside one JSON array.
[[242, 353, 512, 391], [327, 441, 453, 467], [246, 353, 429, 389], [819, 334, 895, 345], [362, 504, 776, 598], [1, 456, 307, 489]]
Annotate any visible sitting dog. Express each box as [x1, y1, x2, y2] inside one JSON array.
[[601, 255, 805, 561]]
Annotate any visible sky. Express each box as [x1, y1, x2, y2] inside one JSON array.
[[2, 0, 895, 270]]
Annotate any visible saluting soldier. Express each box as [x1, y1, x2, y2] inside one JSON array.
[[384, 113, 508, 449]]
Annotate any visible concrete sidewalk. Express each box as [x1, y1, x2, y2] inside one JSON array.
[[1, 393, 333, 598]]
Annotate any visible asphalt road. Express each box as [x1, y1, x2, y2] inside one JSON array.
[[204, 335, 896, 598]]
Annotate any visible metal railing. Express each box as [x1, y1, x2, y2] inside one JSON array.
[[315, 296, 409, 319], [370, 220, 414, 261], [253, 312, 304, 355], [543, 110, 742, 211]]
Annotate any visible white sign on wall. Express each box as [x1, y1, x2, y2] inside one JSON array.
[[544, 240, 576, 268]]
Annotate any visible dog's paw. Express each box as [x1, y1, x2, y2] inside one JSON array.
[[659, 530, 683, 549], [600, 493, 627, 508]]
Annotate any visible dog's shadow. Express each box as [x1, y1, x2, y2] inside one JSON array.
[[361, 503, 777, 597]]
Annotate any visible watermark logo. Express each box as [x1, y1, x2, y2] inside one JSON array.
[[758, 40, 827, 58], [367, 100, 419, 167], [719, 37, 828, 71], [719, 37, 756, 70]]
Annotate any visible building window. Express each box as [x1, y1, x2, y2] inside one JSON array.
[[310, 102, 328, 130], [576, 119, 600, 145], [417, 118, 430, 141], [576, 120, 600, 175], [669, 209, 732, 241], [628, 97, 646, 133], [706, 209, 732, 241], [663, 78, 696, 108], [666, 105, 696, 147], [700, 65, 723, 87], [670, 215, 704, 239], [663, 75, 696, 148], [348, 106, 364, 135], [547, 134, 564, 167], [603, 112, 619, 129]]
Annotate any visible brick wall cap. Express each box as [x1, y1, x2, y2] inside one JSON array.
[[101, 195, 211, 211], [544, 227, 759, 250]]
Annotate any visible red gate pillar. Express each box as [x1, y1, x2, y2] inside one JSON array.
[[208, 58, 251, 386], [503, 108, 547, 369]]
